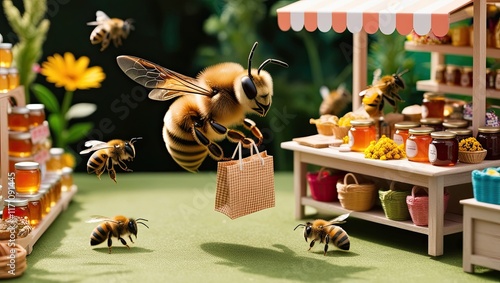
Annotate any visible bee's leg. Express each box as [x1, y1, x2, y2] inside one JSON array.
[[118, 237, 130, 249], [128, 235, 135, 244], [207, 119, 255, 149], [243, 118, 263, 146], [191, 124, 226, 161], [324, 234, 330, 256], [106, 159, 117, 183], [107, 233, 113, 254], [95, 165, 105, 180], [116, 159, 132, 172], [308, 240, 315, 251]]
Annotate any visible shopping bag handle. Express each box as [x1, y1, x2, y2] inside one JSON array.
[[231, 141, 265, 171]]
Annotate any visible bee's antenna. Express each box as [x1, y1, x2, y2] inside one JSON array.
[[293, 224, 306, 231], [136, 218, 149, 229], [258, 59, 289, 75], [130, 137, 143, 144], [247, 42, 259, 79]]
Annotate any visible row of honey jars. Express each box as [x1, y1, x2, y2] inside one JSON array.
[[406, 128, 459, 166], [8, 104, 46, 132], [0, 67, 19, 92]]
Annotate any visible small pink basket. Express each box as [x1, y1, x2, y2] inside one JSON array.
[[406, 186, 449, 226], [307, 169, 343, 202]]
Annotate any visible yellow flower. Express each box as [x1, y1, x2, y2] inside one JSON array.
[[40, 52, 105, 91]]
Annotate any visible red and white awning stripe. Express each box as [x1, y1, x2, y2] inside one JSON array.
[[277, 0, 472, 36]]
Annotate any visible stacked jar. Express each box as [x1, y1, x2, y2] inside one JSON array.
[[0, 42, 19, 92]]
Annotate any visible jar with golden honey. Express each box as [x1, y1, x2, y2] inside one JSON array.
[[8, 131, 33, 157], [422, 93, 445, 119], [16, 193, 42, 227], [43, 173, 62, 206], [348, 120, 376, 152], [0, 68, 8, 93], [7, 67, 19, 90], [46, 147, 64, 173], [61, 167, 73, 192], [8, 106, 30, 132], [0, 43, 13, 68], [38, 183, 51, 216], [406, 127, 434, 162], [26, 104, 46, 128], [2, 199, 29, 222], [14, 161, 41, 194], [476, 126, 500, 160], [420, 118, 444, 132], [393, 121, 420, 146], [428, 131, 458, 166]]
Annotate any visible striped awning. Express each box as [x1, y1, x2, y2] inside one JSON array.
[[276, 0, 473, 36]]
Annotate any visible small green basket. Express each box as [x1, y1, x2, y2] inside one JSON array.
[[379, 182, 411, 221]]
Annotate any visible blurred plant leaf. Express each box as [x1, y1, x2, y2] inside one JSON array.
[[65, 103, 97, 120], [31, 83, 60, 113], [48, 113, 64, 135], [63, 122, 94, 144]]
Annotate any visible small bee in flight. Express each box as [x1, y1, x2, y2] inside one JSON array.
[[87, 10, 134, 51], [79, 137, 142, 183]]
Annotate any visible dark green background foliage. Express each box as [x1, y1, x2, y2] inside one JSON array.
[[1, 0, 432, 172]]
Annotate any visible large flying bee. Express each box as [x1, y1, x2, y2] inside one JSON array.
[[87, 10, 134, 51], [87, 215, 149, 254], [319, 84, 351, 116], [79, 137, 142, 183], [116, 42, 288, 172], [359, 69, 407, 118], [294, 213, 350, 256]]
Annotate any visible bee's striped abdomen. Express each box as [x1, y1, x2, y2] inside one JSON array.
[[90, 224, 109, 246]]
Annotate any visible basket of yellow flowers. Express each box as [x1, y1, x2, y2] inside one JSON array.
[[458, 137, 487, 164]]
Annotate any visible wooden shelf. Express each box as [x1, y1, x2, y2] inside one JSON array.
[[405, 41, 500, 58], [302, 197, 463, 236], [416, 80, 500, 99]]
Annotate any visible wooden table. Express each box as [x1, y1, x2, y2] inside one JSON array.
[[461, 198, 500, 272], [281, 140, 500, 256]]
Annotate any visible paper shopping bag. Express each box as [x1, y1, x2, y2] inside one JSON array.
[[215, 143, 275, 219]]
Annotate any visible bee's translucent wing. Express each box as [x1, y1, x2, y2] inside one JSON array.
[[79, 140, 113, 154], [87, 10, 110, 26], [116, 55, 214, 101], [85, 215, 115, 223], [329, 213, 350, 225]]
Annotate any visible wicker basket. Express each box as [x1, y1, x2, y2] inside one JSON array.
[[0, 243, 27, 279], [459, 150, 487, 164], [379, 181, 411, 221], [406, 186, 450, 226], [332, 125, 350, 140], [336, 173, 376, 211], [472, 167, 500, 205], [315, 123, 334, 136], [307, 169, 343, 202]]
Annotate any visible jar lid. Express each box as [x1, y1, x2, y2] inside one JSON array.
[[26, 104, 45, 111], [3, 198, 28, 206], [8, 131, 32, 140], [0, 68, 8, 75], [0, 43, 12, 49], [350, 119, 374, 126], [431, 131, 456, 139], [446, 128, 472, 135], [38, 183, 51, 193], [16, 193, 42, 201], [477, 126, 500, 133], [62, 167, 73, 175], [409, 127, 434, 135], [10, 106, 29, 114], [394, 121, 420, 129], [8, 67, 18, 74], [423, 92, 445, 99], [14, 161, 40, 170], [49, 147, 64, 156], [420, 118, 443, 125], [442, 120, 468, 128]]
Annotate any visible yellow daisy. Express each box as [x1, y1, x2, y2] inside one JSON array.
[[40, 52, 105, 91]]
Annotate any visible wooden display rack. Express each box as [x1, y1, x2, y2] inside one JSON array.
[[0, 86, 77, 254]]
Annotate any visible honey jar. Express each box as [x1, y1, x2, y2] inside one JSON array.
[[422, 93, 445, 119], [8, 106, 30, 132], [406, 127, 434, 162], [26, 104, 46, 128], [43, 173, 62, 206], [8, 131, 33, 157], [428, 131, 458, 166], [46, 147, 64, 173], [14, 161, 41, 194], [476, 126, 500, 160], [16, 193, 42, 227], [0, 43, 13, 68], [348, 120, 376, 152], [61, 167, 73, 192], [0, 68, 8, 92], [445, 65, 461, 86], [38, 183, 51, 216], [435, 64, 446, 84], [7, 67, 19, 90], [460, 67, 473, 87], [393, 121, 420, 146], [2, 199, 29, 222], [420, 118, 444, 132]]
